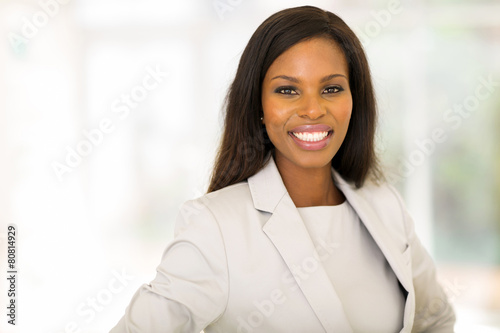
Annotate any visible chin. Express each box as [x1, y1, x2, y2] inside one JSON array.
[[290, 150, 336, 169]]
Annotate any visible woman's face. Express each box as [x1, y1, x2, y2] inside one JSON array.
[[261, 37, 352, 171]]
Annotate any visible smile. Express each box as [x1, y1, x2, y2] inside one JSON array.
[[291, 131, 329, 142], [288, 129, 333, 151]]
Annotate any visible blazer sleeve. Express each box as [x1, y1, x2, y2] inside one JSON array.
[[390, 187, 456, 333], [110, 199, 229, 333]]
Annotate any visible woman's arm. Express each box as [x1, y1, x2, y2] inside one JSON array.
[[110, 199, 229, 332]]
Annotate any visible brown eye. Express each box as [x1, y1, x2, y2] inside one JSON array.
[[275, 86, 298, 95], [323, 86, 343, 94]]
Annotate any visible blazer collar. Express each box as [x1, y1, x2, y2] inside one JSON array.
[[247, 155, 412, 332], [247, 154, 287, 213]]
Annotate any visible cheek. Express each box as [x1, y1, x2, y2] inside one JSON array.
[[262, 100, 289, 147], [334, 97, 353, 127], [262, 97, 289, 127]]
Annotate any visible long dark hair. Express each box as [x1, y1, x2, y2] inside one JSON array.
[[207, 6, 381, 193]]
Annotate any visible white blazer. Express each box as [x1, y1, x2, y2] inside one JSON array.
[[111, 156, 455, 333]]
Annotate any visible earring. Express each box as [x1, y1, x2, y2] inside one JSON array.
[[260, 116, 263, 121]]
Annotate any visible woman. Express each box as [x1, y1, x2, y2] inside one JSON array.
[[111, 6, 455, 333]]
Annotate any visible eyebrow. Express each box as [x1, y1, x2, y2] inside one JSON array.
[[270, 74, 348, 83]]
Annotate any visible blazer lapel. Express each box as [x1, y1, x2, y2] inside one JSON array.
[[332, 170, 414, 332], [248, 157, 353, 333], [332, 170, 413, 294]]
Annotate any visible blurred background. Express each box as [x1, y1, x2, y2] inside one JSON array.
[[0, 0, 499, 332]]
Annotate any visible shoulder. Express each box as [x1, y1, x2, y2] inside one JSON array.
[[336, 171, 406, 214], [200, 181, 253, 211], [336, 174, 411, 235], [358, 179, 406, 212], [178, 181, 253, 224], [360, 179, 415, 240], [175, 180, 266, 240]]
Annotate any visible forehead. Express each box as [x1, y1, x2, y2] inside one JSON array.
[[265, 37, 349, 79]]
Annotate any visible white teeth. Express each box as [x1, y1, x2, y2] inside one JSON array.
[[292, 131, 329, 142]]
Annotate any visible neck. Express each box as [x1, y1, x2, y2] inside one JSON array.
[[274, 153, 345, 208]]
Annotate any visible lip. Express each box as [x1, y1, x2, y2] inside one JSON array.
[[289, 124, 332, 133], [288, 124, 333, 151]]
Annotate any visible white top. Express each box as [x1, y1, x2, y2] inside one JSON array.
[[297, 200, 405, 333]]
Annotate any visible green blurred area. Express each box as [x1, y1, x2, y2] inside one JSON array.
[[376, 22, 500, 265], [433, 93, 500, 264]]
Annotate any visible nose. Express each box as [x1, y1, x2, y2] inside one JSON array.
[[297, 94, 326, 120]]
